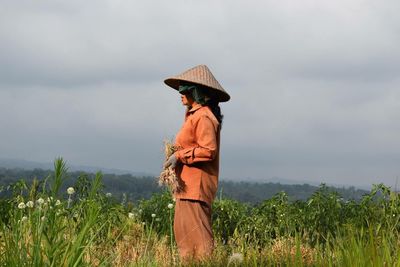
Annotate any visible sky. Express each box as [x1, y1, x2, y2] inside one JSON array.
[[1, 0, 399, 188]]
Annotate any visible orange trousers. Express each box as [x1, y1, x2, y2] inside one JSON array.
[[173, 199, 214, 261]]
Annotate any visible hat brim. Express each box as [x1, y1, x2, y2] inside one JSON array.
[[164, 78, 230, 102]]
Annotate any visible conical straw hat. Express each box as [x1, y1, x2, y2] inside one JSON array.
[[164, 65, 230, 102]]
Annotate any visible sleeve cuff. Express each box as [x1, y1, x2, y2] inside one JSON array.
[[175, 148, 194, 164]]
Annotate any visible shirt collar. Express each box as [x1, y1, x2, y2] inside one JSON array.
[[188, 103, 203, 113]]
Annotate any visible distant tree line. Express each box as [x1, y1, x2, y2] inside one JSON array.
[[0, 167, 369, 205]]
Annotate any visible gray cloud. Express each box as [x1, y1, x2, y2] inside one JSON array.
[[1, 0, 399, 187]]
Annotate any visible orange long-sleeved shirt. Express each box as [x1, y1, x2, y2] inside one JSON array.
[[174, 103, 220, 205]]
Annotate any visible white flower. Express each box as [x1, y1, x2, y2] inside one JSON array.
[[228, 253, 243, 265], [21, 216, 28, 222], [26, 201, 34, 208], [106, 192, 112, 197], [128, 212, 135, 219], [41, 216, 45, 221], [67, 187, 75, 195], [168, 203, 174, 209], [37, 198, 45, 205], [151, 213, 156, 218], [55, 200, 61, 206], [142, 222, 146, 225], [18, 202, 26, 209]]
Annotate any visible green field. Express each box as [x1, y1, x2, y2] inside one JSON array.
[[1, 158, 399, 266]]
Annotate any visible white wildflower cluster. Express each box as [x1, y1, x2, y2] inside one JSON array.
[[67, 187, 75, 209], [128, 212, 135, 219], [151, 213, 156, 218], [26, 201, 34, 208], [168, 203, 174, 209], [67, 187, 75, 195], [18, 197, 63, 211], [106, 192, 112, 197], [37, 198, 45, 206]]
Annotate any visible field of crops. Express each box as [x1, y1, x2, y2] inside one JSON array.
[[1, 158, 399, 266]]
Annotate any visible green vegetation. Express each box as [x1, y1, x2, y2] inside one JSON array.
[[1, 159, 399, 266], [0, 167, 368, 204]]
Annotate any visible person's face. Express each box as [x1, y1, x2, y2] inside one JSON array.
[[180, 93, 194, 107]]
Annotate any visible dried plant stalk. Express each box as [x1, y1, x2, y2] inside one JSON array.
[[158, 139, 182, 193]]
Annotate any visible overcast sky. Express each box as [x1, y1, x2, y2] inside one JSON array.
[[1, 0, 399, 188]]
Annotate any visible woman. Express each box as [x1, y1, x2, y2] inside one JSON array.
[[163, 65, 230, 261]]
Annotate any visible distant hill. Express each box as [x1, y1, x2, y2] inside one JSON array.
[[0, 167, 369, 205], [217, 180, 368, 203], [240, 176, 372, 191], [0, 158, 151, 176]]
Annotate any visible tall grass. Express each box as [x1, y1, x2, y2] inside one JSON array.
[[0, 158, 125, 266], [1, 159, 399, 266]]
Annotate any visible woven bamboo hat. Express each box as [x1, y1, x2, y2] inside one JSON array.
[[164, 65, 230, 102]]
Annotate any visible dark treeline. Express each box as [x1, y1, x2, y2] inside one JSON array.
[[0, 167, 368, 205], [216, 180, 368, 203], [0, 168, 159, 203]]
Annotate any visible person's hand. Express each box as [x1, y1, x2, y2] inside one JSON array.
[[163, 154, 178, 169]]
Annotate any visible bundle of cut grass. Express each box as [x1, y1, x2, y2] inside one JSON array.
[[158, 139, 182, 193]]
